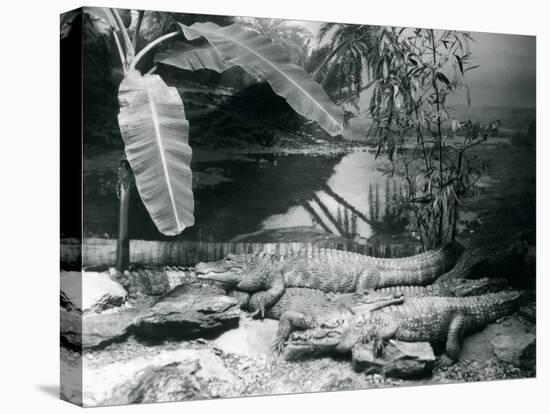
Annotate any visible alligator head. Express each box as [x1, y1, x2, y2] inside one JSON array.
[[283, 293, 404, 360], [283, 321, 345, 360], [445, 277, 508, 297], [335, 311, 375, 354], [194, 254, 250, 287], [195, 252, 280, 289]]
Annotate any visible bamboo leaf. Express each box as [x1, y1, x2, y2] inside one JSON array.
[[117, 69, 194, 236], [454, 54, 464, 75], [408, 56, 418, 66], [178, 22, 344, 136], [436, 71, 451, 87]]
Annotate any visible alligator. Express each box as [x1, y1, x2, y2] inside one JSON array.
[[283, 291, 525, 365], [237, 277, 506, 352], [355, 277, 507, 299], [247, 287, 406, 354], [195, 243, 464, 316]]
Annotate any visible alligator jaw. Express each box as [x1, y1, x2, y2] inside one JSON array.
[[194, 263, 242, 286], [453, 277, 508, 296], [194, 270, 240, 285], [283, 328, 342, 361]]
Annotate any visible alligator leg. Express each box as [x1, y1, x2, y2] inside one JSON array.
[[348, 294, 404, 315], [355, 266, 381, 291], [227, 290, 251, 309], [272, 311, 316, 354], [247, 271, 285, 319], [437, 313, 467, 367]]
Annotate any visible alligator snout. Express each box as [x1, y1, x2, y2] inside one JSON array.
[[194, 262, 210, 275], [193, 262, 242, 285]]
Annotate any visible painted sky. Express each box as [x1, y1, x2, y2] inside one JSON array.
[[465, 31, 535, 108], [298, 21, 536, 108]]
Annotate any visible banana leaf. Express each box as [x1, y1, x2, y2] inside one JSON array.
[[84, 6, 118, 32], [154, 41, 231, 72], [117, 69, 194, 235], [178, 22, 344, 136]]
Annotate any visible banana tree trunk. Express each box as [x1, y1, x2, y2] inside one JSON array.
[[116, 158, 132, 271]]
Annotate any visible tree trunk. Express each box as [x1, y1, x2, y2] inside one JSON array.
[[435, 246, 491, 282], [116, 159, 132, 271]]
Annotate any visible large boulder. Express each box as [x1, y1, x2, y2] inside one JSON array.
[[458, 314, 535, 371], [491, 333, 536, 370], [213, 316, 279, 357], [461, 314, 535, 363], [133, 283, 240, 340], [352, 340, 435, 378], [61, 271, 128, 313], [61, 303, 147, 349], [83, 348, 243, 406]]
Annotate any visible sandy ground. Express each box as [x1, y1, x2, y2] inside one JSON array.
[[61, 309, 535, 407]]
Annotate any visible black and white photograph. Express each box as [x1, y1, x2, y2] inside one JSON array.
[[58, 3, 537, 408]]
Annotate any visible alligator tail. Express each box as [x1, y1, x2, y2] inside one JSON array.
[[465, 290, 525, 330]]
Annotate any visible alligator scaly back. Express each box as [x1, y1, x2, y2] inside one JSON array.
[[337, 290, 525, 362], [195, 242, 463, 315]]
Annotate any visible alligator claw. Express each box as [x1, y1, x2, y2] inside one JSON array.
[[248, 306, 265, 320], [271, 337, 286, 356], [248, 309, 260, 319], [435, 355, 455, 369], [373, 338, 385, 358]]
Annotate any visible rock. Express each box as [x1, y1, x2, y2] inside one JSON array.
[[519, 303, 536, 322], [61, 271, 128, 313], [461, 315, 535, 364], [213, 316, 279, 357], [282, 337, 338, 361], [352, 340, 435, 379], [84, 348, 243, 406], [491, 333, 536, 370], [60, 309, 82, 348], [61, 305, 145, 349], [133, 283, 240, 341], [60, 347, 83, 405]]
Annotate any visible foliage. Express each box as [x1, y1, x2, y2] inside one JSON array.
[[314, 24, 496, 247], [234, 17, 313, 67], [74, 7, 343, 237], [368, 180, 409, 235], [81, 12, 123, 148], [117, 70, 194, 235], [178, 22, 344, 136], [135, 11, 177, 49], [363, 27, 498, 249], [309, 24, 379, 108]]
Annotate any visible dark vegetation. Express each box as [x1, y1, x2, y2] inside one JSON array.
[[511, 119, 536, 147]]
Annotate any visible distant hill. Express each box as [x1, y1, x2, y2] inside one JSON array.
[[448, 105, 536, 130], [343, 104, 536, 141]]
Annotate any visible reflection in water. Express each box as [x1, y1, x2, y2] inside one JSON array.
[[84, 149, 410, 242], [263, 150, 408, 240]]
